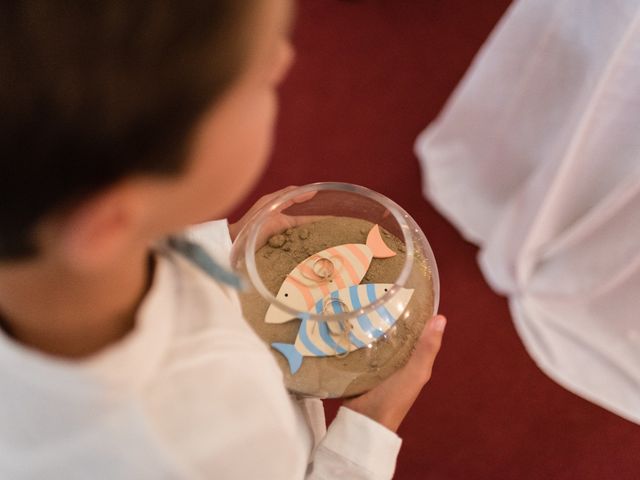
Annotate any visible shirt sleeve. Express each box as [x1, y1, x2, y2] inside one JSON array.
[[307, 407, 402, 480]]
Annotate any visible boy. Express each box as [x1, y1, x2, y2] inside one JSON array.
[[0, 1, 446, 478]]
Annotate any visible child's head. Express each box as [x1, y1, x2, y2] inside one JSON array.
[[0, 0, 293, 266]]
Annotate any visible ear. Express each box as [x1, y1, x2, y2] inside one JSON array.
[[57, 181, 150, 271]]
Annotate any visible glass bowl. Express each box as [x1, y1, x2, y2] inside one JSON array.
[[230, 182, 439, 398]]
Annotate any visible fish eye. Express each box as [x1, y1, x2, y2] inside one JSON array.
[[284, 293, 289, 297], [384, 288, 388, 292]]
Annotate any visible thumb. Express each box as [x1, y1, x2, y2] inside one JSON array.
[[402, 314, 446, 385]]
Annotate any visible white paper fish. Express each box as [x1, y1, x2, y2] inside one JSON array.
[[265, 224, 396, 324], [271, 283, 414, 374]]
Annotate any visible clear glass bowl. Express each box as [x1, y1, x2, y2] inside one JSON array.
[[230, 182, 439, 398]]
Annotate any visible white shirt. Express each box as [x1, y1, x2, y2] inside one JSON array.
[[0, 221, 401, 479], [416, 0, 640, 423]]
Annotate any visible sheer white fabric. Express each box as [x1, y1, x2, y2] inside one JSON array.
[[416, 0, 640, 423]]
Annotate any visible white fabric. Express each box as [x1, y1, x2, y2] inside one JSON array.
[[0, 220, 401, 479], [416, 0, 640, 424]]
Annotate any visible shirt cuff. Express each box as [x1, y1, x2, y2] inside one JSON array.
[[321, 406, 402, 479]]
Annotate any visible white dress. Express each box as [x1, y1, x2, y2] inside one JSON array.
[[416, 0, 640, 424]]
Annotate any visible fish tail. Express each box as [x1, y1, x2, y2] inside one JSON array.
[[366, 225, 396, 258], [271, 343, 304, 374]]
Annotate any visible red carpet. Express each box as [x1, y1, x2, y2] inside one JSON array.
[[232, 1, 640, 478]]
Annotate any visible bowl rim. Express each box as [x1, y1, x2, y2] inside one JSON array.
[[242, 182, 438, 322]]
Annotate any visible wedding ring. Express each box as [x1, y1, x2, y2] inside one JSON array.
[[312, 257, 335, 279], [322, 297, 352, 357]]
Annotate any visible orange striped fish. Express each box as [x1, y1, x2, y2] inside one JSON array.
[[265, 224, 396, 324]]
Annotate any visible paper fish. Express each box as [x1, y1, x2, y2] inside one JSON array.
[[271, 283, 414, 374], [265, 225, 396, 324]]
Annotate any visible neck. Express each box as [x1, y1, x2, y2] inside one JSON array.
[[0, 245, 153, 359]]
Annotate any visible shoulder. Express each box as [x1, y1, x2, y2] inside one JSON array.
[[143, 226, 314, 476]]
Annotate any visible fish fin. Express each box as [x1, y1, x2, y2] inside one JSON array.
[[271, 343, 304, 374], [366, 225, 396, 258]]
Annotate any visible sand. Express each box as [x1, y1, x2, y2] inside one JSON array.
[[238, 217, 435, 398]]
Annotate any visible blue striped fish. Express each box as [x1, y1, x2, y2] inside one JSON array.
[[271, 283, 414, 374]]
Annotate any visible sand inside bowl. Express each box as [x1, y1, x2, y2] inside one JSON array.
[[238, 217, 435, 398]]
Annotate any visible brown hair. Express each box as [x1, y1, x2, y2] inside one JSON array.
[[0, 1, 256, 259]]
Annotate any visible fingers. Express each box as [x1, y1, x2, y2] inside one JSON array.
[[289, 190, 317, 204], [272, 185, 299, 198], [254, 186, 300, 212], [278, 188, 317, 211], [402, 314, 446, 385], [253, 186, 316, 215], [250, 186, 317, 221], [230, 187, 301, 241], [341, 314, 446, 432]]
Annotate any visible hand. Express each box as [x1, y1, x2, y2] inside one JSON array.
[[343, 315, 446, 432], [228, 186, 325, 244]]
